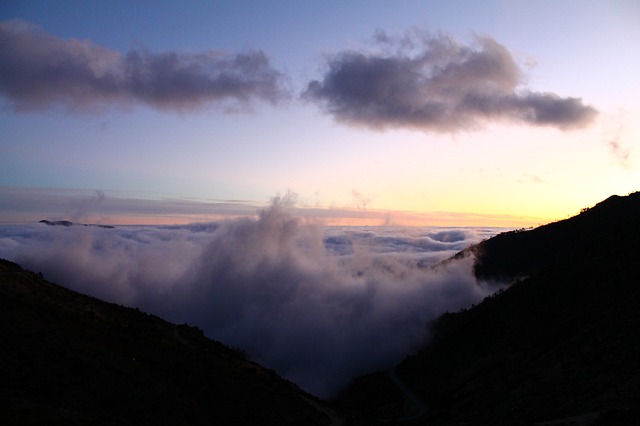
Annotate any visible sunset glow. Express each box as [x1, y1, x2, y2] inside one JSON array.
[[1, 1, 638, 226]]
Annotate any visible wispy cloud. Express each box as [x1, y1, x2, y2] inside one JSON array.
[[0, 20, 289, 113], [351, 189, 371, 210], [304, 30, 598, 132], [609, 138, 631, 166], [519, 173, 545, 184]]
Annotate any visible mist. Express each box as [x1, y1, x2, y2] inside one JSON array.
[[0, 198, 501, 397]]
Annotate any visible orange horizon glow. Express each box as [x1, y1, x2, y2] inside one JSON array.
[[0, 185, 597, 228], [1, 208, 556, 229]]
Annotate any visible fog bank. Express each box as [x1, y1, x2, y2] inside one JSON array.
[[0, 200, 500, 397]]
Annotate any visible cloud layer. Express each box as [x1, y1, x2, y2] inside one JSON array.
[[0, 199, 498, 397], [304, 31, 598, 132], [0, 20, 288, 112]]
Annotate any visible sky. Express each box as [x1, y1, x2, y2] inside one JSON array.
[[1, 0, 639, 226]]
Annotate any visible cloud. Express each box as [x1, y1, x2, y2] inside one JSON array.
[[0, 198, 499, 398], [519, 173, 544, 184], [0, 20, 288, 112], [609, 138, 631, 166], [351, 189, 371, 209], [604, 115, 634, 168], [304, 30, 598, 132]]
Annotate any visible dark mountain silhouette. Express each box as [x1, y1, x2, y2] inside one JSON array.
[[470, 192, 640, 283], [0, 259, 336, 425], [336, 191, 640, 425], [40, 219, 114, 229]]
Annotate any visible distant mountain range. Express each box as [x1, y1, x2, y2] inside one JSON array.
[[39, 219, 114, 229], [336, 192, 640, 425], [3, 192, 639, 425]]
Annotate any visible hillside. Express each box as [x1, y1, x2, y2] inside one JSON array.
[[471, 192, 640, 283], [336, 192, 640, 424], [0, 259, 334, 425]]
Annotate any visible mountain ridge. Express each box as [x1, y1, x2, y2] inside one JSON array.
[[39, 219, 114, 229], [470, 192, 640, 282], [336, 191, 640, 424]]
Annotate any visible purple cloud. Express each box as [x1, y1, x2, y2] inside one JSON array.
[[0, 20, 288, 112], [304, 31, 597, 132]]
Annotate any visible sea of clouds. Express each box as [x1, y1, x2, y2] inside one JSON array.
[[0, 199, 505, 398]]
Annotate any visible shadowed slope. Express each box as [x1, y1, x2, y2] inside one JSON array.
[[0, 259, 332, 425], [471, 192, 640, 282], [337, 191, 640, 424]]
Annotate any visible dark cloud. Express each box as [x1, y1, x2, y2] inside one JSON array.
[[0, 20, 288, 112], [0, 199, 500, 398], [304, 31, 598, 132]]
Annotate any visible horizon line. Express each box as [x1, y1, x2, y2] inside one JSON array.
[[0, 185, 554, 228]]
